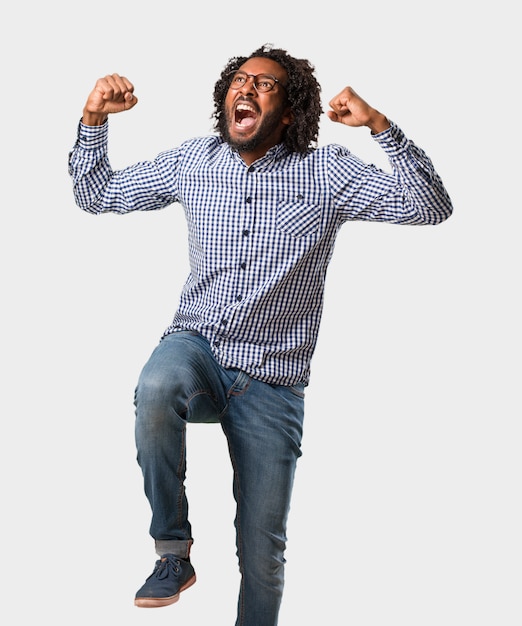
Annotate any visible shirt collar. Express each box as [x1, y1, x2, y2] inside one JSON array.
[[226, 142, 290, 168]]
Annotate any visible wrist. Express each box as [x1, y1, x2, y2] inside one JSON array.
[[368, 113, 390, 135], [81, 110, 108, 126]]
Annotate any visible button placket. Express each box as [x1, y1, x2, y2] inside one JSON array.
[[234, 169, 256, 305], [215, 168, 256, 346]]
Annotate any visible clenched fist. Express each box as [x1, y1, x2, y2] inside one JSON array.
[[82, 73, 138, 126], [327, 86, 389, 134]]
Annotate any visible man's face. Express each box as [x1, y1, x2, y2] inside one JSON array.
[[222, 57, 292, 163]]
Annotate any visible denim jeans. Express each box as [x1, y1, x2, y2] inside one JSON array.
[[134, 331, 305, 626]]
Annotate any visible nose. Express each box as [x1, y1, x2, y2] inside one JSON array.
[[239, 74, 257, 95]]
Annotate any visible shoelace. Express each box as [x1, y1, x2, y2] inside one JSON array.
[[148, 556, 181, 581]]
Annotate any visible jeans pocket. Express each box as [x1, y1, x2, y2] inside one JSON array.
[[227, 369, 252, 396], [289, 383, 305, 398]]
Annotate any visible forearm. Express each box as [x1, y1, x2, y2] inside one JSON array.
[[374, 123, 453, 224], [68, 121, 112, 214]]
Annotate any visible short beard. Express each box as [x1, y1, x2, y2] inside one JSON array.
[[220, 106, 286, 153]]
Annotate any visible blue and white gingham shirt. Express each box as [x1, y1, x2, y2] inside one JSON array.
[[69, 120, 452, 385]]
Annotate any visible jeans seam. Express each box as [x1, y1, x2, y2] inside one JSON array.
[[227, 370, 252, 397]]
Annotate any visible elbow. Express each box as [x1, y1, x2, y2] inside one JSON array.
[[73, 185, 104, 216], [418, 193, 453, 226], [432, 198, 453, 225], [74, 195, 98, 216]]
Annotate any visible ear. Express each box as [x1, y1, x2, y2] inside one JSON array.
[[282, 106, 294, 126]]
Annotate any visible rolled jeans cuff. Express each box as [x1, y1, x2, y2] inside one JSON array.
[[155, 538, 193, 559]]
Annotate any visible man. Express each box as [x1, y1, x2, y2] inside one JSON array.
[[68, 44, 452, 625]]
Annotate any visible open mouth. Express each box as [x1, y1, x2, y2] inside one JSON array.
[[234, 102, 258, 128]]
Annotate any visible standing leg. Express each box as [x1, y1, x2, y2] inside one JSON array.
[[220, 371, 305, 626]]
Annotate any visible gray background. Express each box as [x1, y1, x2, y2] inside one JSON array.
[[1, 1, 520, 624]]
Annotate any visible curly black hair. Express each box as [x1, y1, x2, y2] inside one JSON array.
[[212, 44, 323, 154]]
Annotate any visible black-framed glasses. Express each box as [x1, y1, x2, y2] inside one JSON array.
[[227, 70, 287, 93]]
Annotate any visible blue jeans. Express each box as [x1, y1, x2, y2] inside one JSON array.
[[134, 331, 305, 626]]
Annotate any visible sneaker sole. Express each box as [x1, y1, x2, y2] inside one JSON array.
[[134, 574, 196, 608]]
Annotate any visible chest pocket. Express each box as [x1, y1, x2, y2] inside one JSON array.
[[276, 196, 322, 238]]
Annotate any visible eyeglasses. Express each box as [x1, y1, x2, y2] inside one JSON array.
[[227, 70, 287, 94]]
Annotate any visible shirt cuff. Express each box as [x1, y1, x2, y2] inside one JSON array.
[[76, 119, 109, 148], [371, 121, 409, 158]]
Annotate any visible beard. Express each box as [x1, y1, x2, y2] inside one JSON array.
[[220, 105, 286, 153]]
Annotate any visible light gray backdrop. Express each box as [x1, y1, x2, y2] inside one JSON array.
[[1, 1, 519, 624]]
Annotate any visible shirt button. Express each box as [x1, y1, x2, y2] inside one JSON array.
[[221, 319, 228, 325], [214, 340, 220, 347], [242, 229, 250, 237], [236, 295, 242, 301], [240, 262, 246, 270]]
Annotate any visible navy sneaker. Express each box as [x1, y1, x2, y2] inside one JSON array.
[[134, 554, 196, 608]]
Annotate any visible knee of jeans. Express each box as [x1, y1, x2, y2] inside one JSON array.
[[237, 521, 287, 563], [238, 538, 286, 588], [135, 367, 189, 419]]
